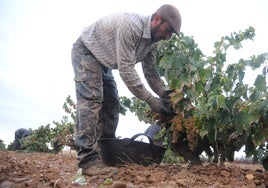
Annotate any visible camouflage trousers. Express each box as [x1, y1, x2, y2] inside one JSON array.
[[71, 37, 120, 169]]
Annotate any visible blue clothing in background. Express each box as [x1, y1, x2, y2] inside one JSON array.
[[144, 123, 162, 139]]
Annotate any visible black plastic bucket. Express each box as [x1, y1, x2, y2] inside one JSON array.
[[97, 133, 166, 166]]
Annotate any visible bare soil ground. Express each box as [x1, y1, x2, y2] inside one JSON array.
[[0, 150, 267, 188]]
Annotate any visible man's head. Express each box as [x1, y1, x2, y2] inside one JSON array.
[[151, 4, 181, 42]]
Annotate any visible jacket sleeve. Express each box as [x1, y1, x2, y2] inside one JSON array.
[[116, 22, 153, 101], [141, 48, 167, 98]]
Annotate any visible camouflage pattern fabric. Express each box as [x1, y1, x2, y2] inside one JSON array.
[[71, 37, 120, 169]]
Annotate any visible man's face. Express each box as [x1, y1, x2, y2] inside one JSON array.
[[151, 20, 174, 43]]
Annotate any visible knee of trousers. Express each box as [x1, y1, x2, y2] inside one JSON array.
[[75, 81, 103, 102]]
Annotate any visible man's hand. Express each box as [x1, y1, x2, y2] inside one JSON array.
[[146, 96, 173, 115]]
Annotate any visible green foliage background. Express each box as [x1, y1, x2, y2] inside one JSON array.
[[6, 96, 76, 153], [120, 27, 268, 165]]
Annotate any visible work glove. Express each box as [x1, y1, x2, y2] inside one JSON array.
[[146, 96, 173, 115], [159, 89, 176, 120], [161, 89, 175, 110], [160, 89, 175, 99]]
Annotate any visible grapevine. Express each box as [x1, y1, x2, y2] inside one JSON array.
[[121, 27, 268, 167]]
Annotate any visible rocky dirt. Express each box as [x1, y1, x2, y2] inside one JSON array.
[[0, 150, 267, 188]]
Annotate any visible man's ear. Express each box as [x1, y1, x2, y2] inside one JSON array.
[[154, 14, 161, 22], [152, 14, 162, 26]]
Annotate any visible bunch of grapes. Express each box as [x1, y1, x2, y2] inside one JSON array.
[[170, 113, 184, 144], [183, 117, 199, 151]]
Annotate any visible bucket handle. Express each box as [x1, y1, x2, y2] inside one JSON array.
[[128, 133, 154, 146]]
